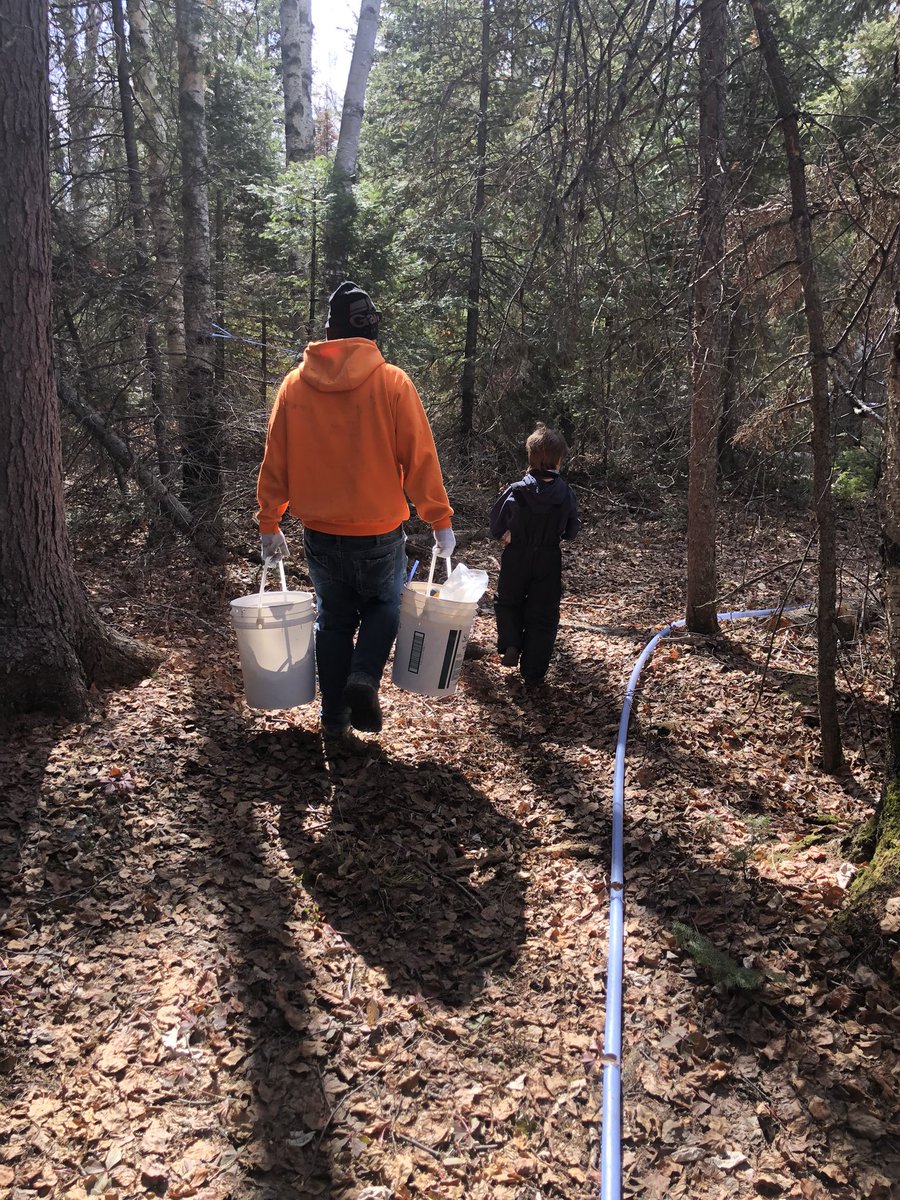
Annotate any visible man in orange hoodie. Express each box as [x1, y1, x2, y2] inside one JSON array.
[[256, 282, 455, 738]]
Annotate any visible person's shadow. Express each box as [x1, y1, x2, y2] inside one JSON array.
[[280, 750, 529, 1006]]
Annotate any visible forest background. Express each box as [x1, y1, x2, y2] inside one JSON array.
[[5, 0, 898, 901], [2, 0, 900, 1194]]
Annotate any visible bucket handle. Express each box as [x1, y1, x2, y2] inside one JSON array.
[[426, 547, 452, 592], [256, 558, 288, 628]]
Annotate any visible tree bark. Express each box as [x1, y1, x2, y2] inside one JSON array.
[[459, 0, 491, 449], [175, 0, 223, 532], [0, 0, 157, 719], [280, 0, 315, 164], [685, 0, 727, 635], [748, 0, 843, 771]]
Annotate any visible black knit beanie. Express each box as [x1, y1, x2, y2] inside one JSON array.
[[325, 281, 381, 340]]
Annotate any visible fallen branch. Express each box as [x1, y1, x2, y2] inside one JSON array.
[[58, 376, 195, 536]]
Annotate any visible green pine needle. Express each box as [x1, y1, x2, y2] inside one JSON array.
[[672, 921, 766, 991]]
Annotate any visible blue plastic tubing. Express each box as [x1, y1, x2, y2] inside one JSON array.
[[600, 604, 805, 1200]]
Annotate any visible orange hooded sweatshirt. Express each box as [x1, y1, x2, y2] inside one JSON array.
[[256, 338, 453, 536]]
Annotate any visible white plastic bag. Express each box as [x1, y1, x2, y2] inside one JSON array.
[[438, 562, 489, 604]]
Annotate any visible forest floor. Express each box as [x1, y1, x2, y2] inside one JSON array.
[[2, 486, 899, 1200]]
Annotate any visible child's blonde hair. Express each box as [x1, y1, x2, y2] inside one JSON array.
[[526, 423, 568, 472]]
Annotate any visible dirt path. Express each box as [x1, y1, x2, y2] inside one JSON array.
[[2, 497, 897, 1199]]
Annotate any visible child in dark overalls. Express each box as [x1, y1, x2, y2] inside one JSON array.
[[489, 424, 579, 685]]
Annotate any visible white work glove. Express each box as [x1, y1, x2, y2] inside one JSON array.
[[260, 531, 289, 562], [433, 527, 456, 559]]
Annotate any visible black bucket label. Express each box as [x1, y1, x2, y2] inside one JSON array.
[[407, 630, 426, 674], [438, 629, 462, 690]]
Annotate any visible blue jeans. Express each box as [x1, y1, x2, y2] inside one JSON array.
[[304, 526, 407, 727]]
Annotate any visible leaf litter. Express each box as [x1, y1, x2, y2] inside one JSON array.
[[0, 491, 898, 1199]]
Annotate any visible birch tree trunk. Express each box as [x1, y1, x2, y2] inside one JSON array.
[[175, 0, 223, 537], [323, 0, 382, 288], [685, 0, 727, 634], [748, 0, 842, 771], [127, 0, 187, 460], [280, 0, 315, 164], [459, 0, 491, 448], [332, 0, 381, 182], [0, 0, 157, 718]]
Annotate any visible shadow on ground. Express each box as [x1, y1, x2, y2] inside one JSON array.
[[280, 748, 530, 1006]]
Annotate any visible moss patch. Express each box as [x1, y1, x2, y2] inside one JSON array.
[[845, 779, 900, 922]]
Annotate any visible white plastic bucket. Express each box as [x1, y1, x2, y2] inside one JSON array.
[[231, 561, 316, 710], [392, 556, 477, 698]]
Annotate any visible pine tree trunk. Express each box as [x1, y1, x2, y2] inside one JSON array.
[[685, 0, 727, 635], [748, 0, 842, 771], [175, 0, 223, 535], [260, 305, 269, 409], [280, 0, 315, 164], [127, 0, 187, 456], [110, 0, 176, 483], [459, 0, 491, 449], [0, 0, 158, 719]]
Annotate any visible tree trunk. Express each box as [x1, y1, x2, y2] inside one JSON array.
[[685, 0, 727, 635], [280, 0, 315, 164], [127, 0, 187, 455], [323, 0, 382, 288], [333, 0, 381, 183], [110, 0, 175, 483], [308, 188, 318, 340], [847, 289, 900, 919], [459, 0, 491, 449], [57, 0, 100, 241], [214, 188, 225, 390], [0, 0, 158, 719], [260, 305, 268, 409], [749, 0, 842, 771], [175, 0, 223, 532]]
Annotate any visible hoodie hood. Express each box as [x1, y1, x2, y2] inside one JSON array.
[[298, 338, 385, 393], [517, 470, 569, 513]]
